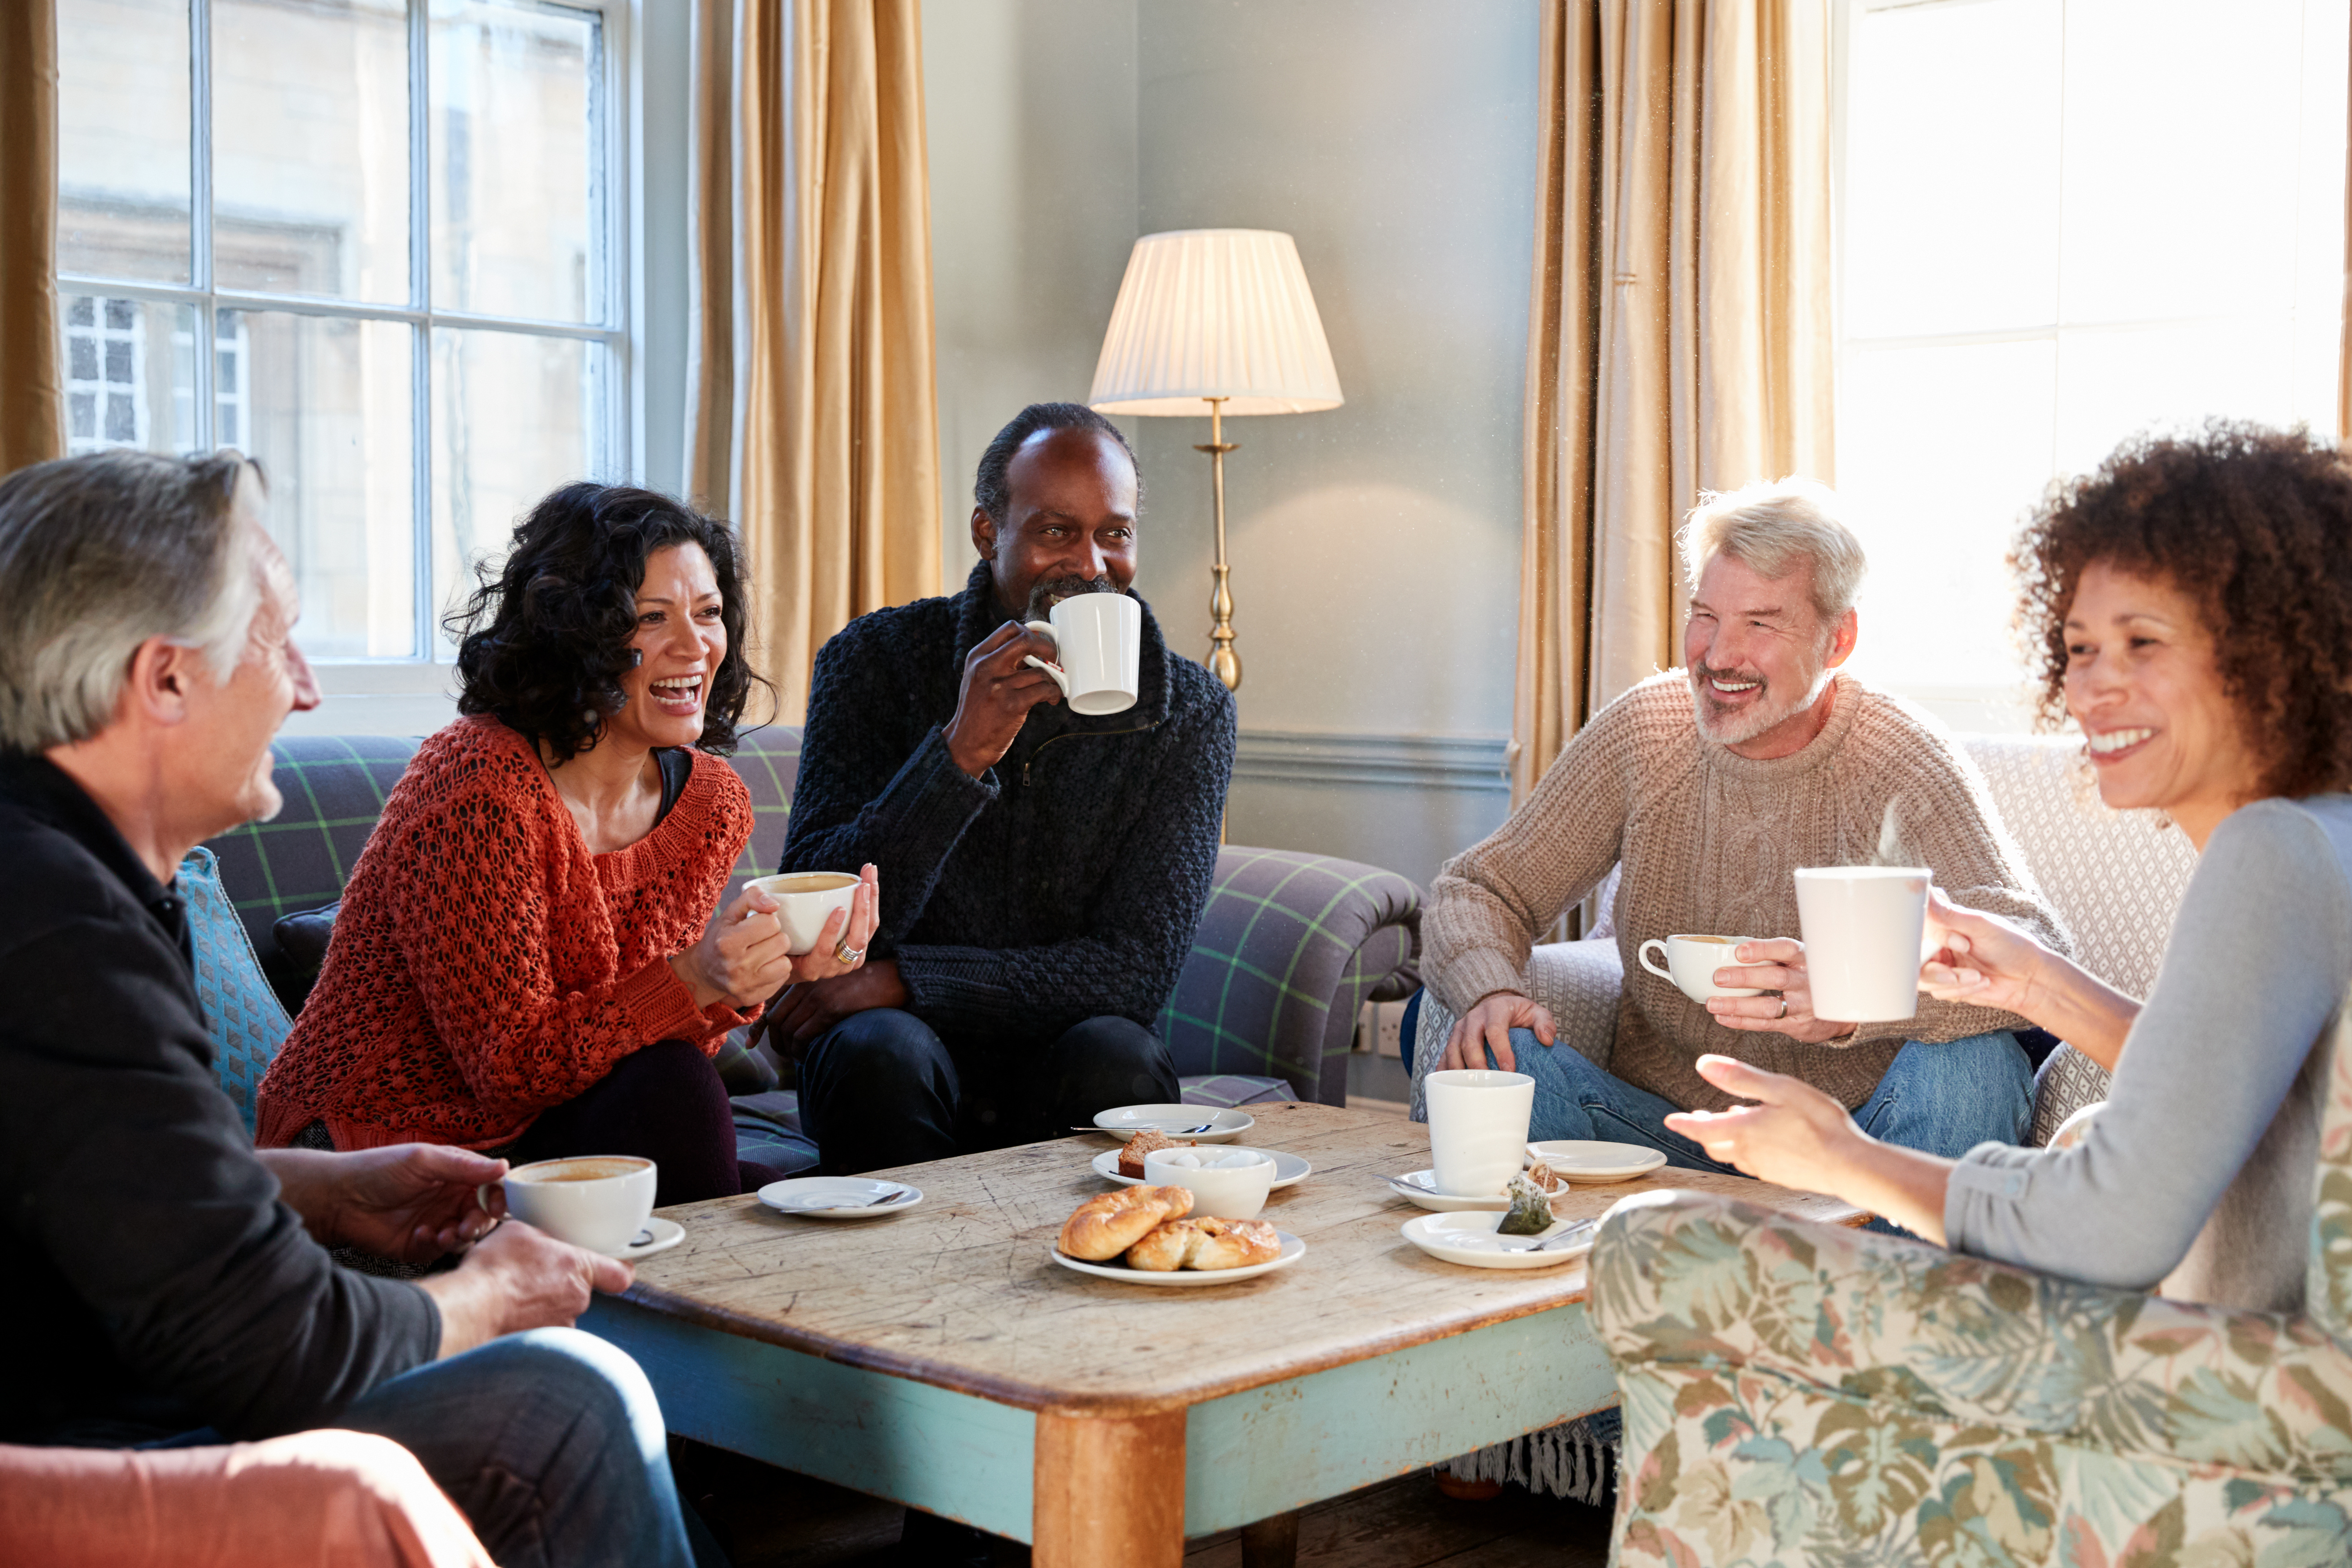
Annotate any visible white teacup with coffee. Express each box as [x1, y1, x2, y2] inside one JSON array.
[[1638, 934, 1764, 1002], [743, 870, 861, 956], [1022, 592, 1141, 716], [487, 1155, 657, 1255]]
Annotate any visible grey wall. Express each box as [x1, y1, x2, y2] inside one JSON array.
[[925, 0, 1538, 889]]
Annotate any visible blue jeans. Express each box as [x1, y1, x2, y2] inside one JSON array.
[[334, 1328, 714, 1568], [1499, 1025, 2030, 1172]]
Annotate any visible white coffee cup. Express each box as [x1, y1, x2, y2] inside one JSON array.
[[1022, 592, 1142, 716], [743, 870, 860, 956], [1793, 866, 1931, 1021], [1424, 1068, 1536, 1197], [485, 1155, 657, 1254], [1638, 933, 1764, 1002], [1144, 1146, 1276, 1220]]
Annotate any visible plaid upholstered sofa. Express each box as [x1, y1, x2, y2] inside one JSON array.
[[202, 726, 1422, 1132]]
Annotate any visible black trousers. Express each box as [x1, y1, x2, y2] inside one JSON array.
[[796, 1008, 1179, 1175], [506, 1037, 786, 1206]]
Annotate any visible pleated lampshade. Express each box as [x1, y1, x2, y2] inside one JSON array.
[[1088, 229, 1345, 416]]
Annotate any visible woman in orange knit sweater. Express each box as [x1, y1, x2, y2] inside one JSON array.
[[256, 484, 877, 1204]]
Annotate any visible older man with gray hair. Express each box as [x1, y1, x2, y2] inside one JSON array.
[[0, 451, 718, 1567], [1423, 476, 2067, 1172]]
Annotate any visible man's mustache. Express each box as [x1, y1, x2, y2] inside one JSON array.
[[1025, 575, 1117, 621]]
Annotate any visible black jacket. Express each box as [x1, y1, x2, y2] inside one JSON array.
[[780, 562, 1237, 1041], [0, 752, 437, 1445]]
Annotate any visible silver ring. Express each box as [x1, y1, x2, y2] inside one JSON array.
[[1777, 998, 1789, 1020], [834, 941, 866, 966]]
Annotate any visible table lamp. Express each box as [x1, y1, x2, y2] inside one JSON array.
[[1087, 229, 1344, 691]]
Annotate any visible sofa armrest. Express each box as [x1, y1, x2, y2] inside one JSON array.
[[1157, 846, 1421, 1106], [1593, 1189, 2352, 1480]]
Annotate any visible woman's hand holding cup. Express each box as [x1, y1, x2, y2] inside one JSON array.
[[1704, 938, 1855, 1044], [671, 864, 880, 1009], [1917, 888, 2047, 1012]]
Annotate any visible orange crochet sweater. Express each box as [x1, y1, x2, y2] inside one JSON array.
[[255, 716, 758, 1151]]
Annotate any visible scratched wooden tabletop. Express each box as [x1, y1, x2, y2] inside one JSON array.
[[623, 1101, 1861, 1416]]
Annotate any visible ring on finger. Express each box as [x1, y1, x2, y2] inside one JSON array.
[[1776, 997, 1789, 1020], [833, 940, 866, 966]]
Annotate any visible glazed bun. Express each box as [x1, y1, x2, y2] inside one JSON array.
[[1058, 1185, 1194, 1261]]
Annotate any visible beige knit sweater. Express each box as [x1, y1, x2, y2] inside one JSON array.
[[1425, 670, 2069, 1112]]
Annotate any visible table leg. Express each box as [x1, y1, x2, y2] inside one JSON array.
[[1239, 1508, 1299, 1568], [1032, 1407, 1187, 1568]]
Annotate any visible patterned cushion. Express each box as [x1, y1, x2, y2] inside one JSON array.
[[179, 845, 293, 1131], [1177, 1074, 1298, 1108]]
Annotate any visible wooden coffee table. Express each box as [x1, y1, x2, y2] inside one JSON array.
[[585, 1102, 1861, 1566]]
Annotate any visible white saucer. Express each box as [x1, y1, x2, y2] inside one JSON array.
[[602, 1217, 686, 1260], [1525, 1140, 1670, 1183], [757, 1177, 923, 1218], [1385, 1168, 1566, 1213], [1091, 1147, 1309, 1189], [1049, 1230, 1304, 1286], [1093, 1104, 1255, 1144], [1401, 1211, 1593, 1270]]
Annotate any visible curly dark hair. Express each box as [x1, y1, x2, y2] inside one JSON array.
[[448, 483, 765, 762], [2011, 420, 2352, 799], [973, 401, 1141, 523]]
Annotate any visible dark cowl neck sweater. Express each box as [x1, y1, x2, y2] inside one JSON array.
[[780, 562, 1237, 1042]]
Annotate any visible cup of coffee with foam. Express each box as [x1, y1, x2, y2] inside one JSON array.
[[743, 871, 861, 955], [485, 1156, 656, 1255], [1639, 934, 1764, 1003]]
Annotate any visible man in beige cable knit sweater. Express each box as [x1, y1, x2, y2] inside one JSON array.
[[1424, 478, 2066, 1171]]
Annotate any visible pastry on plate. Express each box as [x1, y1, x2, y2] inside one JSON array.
[[1117, 1127, 1197, 1178], [1125, 1215, 1283, 1271], [1058, 1184, 1194, 1261]]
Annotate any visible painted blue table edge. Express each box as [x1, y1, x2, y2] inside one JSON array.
[[585, 1292, 1620, 1543]]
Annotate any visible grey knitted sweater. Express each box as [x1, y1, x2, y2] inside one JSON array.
[[779, 562, 1236, 1042]]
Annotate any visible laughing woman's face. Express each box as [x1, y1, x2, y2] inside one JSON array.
[[607, 541, 726, 754]]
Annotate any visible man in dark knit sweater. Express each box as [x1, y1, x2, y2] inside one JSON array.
[[772, 402, 1236, 1173]]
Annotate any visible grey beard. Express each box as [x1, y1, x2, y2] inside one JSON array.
[[1689, 662, 1832, 746], [1024, 574, 1117, 622]]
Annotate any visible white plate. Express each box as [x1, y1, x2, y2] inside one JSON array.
[[1090, 1147, 1309, 1189], [756, 1177, 924, 1218], [1385, 1168, 1567, 1213], [1401, 1210, 1595, 1270], [602, 1216, 686, 1260], [1049, 1230, 1305, 1286], [1092, 1104, 1255, 1144], [1525, 1140, 1670, 1183]]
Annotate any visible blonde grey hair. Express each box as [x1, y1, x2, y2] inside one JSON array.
[[0, 449, 265, 752], [1677, 476, 1866, 623]]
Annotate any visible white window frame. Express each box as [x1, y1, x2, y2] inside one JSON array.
[[57, 0, 638, 703]]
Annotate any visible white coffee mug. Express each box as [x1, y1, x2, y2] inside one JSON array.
[[743, 870, 860, 956], [1424, 1068, 1536, 1198], [1638, 933, 1764, 1002], [1793, 866, 1931, 1021], [1144, 1146, 1276, 1220], [485, 1155, 657, 1254], [1022, 592, 1142, 716]]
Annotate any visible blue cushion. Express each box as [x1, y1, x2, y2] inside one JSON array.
[[179, 845, 293, 1131]]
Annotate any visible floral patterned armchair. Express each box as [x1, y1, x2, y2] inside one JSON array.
[[1589, 1007, 2352, 1566]]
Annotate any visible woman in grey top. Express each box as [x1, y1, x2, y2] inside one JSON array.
[[1669, 422, 2352, 1314]]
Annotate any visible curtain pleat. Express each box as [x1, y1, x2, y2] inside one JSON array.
[[0, 0, 64, 474], [1511, 0, 1832, 805], [691, 0, 942, 725]]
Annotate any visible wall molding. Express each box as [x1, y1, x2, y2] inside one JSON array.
[[1233, 729, 1512, 794]]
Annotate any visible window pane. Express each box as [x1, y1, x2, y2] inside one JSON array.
[[1844, 0, 2062, 340], [57, 0, 192, 284], [240, 313, 417, 659], [431, 2, 602, 322], [433, 328, 598, 641], [59, 291, 201, 455], [213, 0, 410, 303], [1838, 340, 2058, 693]]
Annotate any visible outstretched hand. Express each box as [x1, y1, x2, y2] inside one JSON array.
[[1661, 1055, 1863, 1194]]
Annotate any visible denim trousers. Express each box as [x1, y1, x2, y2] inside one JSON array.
[[331, 1327, 717, 1568], [1495, 1024, 2031, 1191]]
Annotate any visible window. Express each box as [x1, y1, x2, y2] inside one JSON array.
[[55, 0, 626, 662], [1832, 0, 2349, 725]]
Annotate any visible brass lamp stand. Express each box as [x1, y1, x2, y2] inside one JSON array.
[[1197, 397, 1242, 691]]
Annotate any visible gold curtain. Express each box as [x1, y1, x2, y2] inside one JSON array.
[[688, 0, 943, 724], [0, 0, 64, 473], [1511, 0, 1834, 804]]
